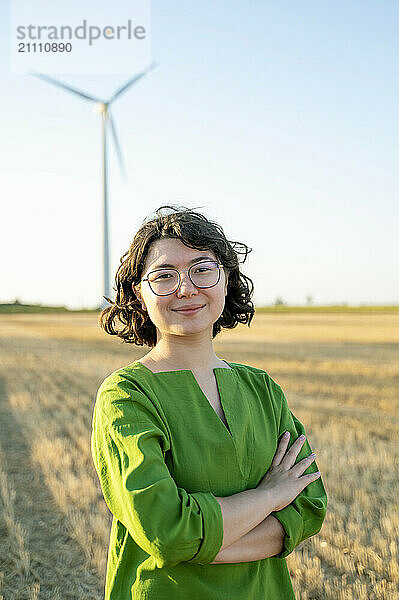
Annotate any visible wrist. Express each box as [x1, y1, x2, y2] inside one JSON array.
[[255, 486, 275, 518]]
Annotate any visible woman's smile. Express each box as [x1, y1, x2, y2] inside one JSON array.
[[172, 305, 205, 315]]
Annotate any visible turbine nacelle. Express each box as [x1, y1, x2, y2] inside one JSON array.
[[93, 102, 108, 115]]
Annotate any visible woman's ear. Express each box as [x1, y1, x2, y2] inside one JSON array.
[[133, 284, 147, 312]]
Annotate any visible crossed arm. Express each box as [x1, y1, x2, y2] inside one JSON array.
[[210, 514, 285, 564]]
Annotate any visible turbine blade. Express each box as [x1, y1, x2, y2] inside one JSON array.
[[108, 62, 158, 103], [108, 111, 127, 181], [30, 70, 101, 103]]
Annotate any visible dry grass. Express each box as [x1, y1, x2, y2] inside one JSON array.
[[0, 311, 398, 599]]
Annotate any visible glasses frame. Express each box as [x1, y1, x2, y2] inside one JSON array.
[[141, 261, 225, 296]]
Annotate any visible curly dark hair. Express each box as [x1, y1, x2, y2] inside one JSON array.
[[99, 205, 255, 346]]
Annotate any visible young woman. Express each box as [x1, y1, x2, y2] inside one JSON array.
[[91, 205, 327, 600]]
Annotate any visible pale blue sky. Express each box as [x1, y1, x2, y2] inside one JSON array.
[[0, 1, 398, 308]]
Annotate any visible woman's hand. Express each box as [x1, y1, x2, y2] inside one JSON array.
[[257, 432, 321, 512]]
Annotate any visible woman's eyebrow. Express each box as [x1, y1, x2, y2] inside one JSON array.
[[152, 256, 215, 269]]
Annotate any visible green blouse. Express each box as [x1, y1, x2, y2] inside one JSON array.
[[91, 360, 327, 599]]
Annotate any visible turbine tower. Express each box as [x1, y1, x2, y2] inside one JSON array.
[[30, 64, 157, 309]]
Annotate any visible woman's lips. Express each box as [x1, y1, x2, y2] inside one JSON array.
[[173, 305, 205, 314]]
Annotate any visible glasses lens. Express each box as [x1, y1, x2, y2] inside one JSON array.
[[148, 269, 179, 295], [190, 261, 219, 287]]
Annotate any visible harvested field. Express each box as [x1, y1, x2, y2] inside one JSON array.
[[0, 311, 398, 599]]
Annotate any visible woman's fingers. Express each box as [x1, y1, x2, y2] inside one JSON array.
[[280, 434, 307, 469], [272, 432, 313, 472], [291, 453, 316, 477], [271, 431, 291, 466], [273, 436, 306, 470]]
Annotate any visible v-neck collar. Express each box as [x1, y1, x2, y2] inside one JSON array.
[[131, 360, 233, 375], [131, 360, 236, 439], [128, 360, 251, 480], [189, 367, 233, 437]]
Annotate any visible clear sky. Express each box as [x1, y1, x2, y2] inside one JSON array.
[[0, 1, 398, 309]]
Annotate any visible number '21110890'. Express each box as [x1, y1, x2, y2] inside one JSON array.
[[18, 42, 72, 52]]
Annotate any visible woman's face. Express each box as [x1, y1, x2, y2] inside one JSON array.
[[134, 238, 229, 340]]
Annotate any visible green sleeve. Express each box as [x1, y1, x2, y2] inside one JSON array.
[[270, 385, 328, 559], [91, 374, 224, 568]]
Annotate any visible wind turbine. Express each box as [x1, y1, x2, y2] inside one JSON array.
[[30, 63, 157, 309]]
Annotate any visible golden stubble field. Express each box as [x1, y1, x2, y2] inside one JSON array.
[[0, 311, 398, 599]]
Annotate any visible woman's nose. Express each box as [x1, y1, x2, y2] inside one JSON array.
[[176, 272, 197, 295]]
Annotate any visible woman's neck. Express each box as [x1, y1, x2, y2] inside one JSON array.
[[143, 345, 225, 373]]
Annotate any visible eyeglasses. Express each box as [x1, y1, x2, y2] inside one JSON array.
[[142, 261, 224, 296]]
